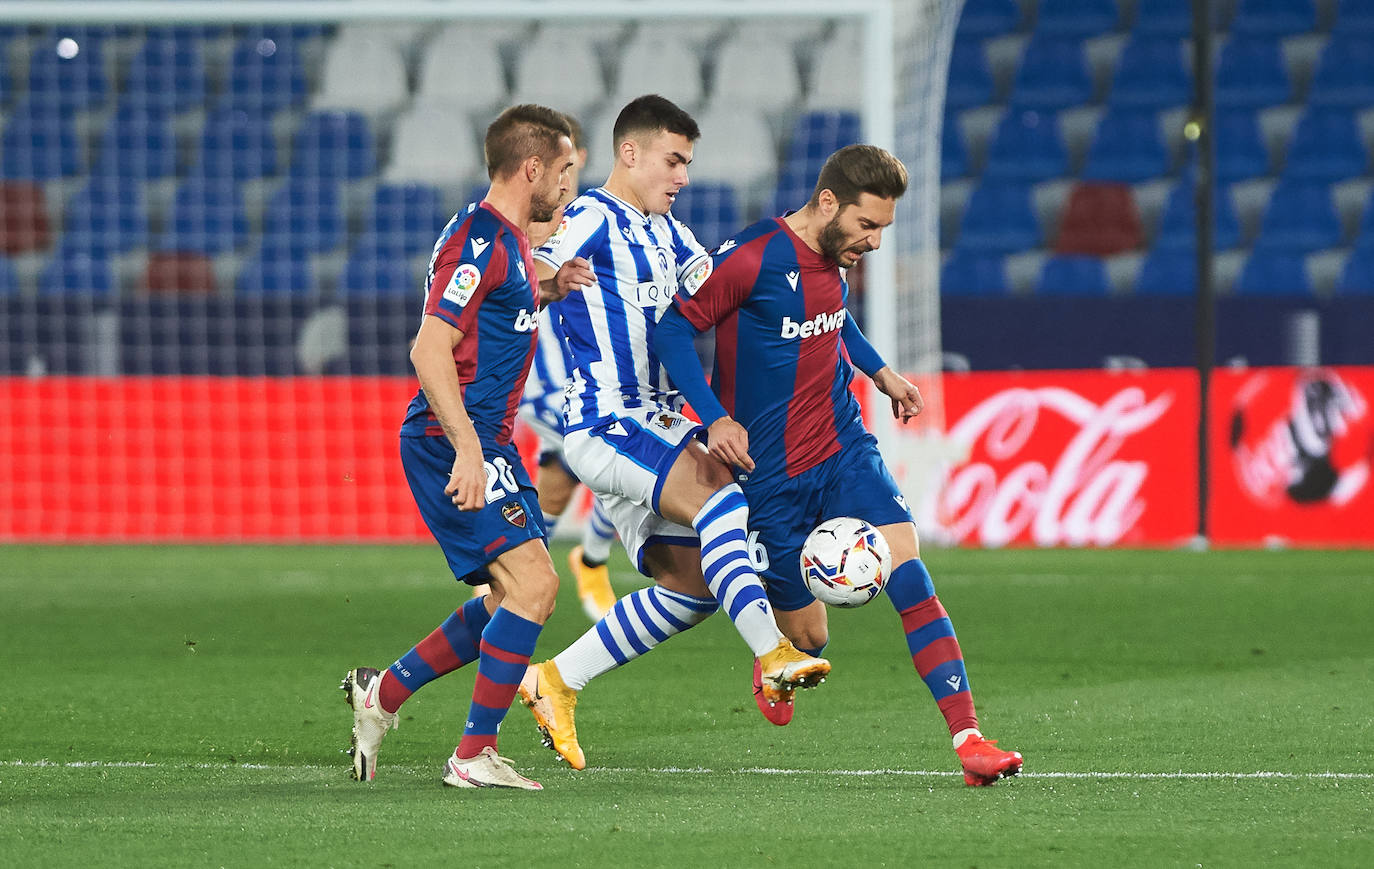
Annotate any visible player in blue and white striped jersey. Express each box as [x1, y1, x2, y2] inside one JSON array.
[[517, 96, 829, 771]]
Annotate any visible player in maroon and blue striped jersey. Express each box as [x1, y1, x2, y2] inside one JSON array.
[[340, 104, 592, 791], [656, 145, 1023, 786]]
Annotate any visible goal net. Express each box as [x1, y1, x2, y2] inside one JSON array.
[[0, 0, 957, 541]]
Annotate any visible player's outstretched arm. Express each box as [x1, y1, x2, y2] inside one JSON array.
[[841, 315, 923, 422], [535, 258, 595, 305], [409, 315, 485, 510]]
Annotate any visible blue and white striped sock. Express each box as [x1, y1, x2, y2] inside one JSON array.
[[695, 484, 783, 657], [553, 586, 716, 691], [580, 497, 616, 565]]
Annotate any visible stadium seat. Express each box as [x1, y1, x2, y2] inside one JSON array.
[[1107, 37, 1191, 109], [340, 248, 416, 296], [1282, 108, 1368, 181], [144, 252, 217, 294], [0, 180, 53, 254], [413, 39, 508, 116], [260, 180, 345, 255], [688, 105, 777, 198], [1215, 37, 1292, 108], [62, 178, 149, 256], [1081, 108, 1171, 182], [222, 35, 308, 113], [946, 39, 996, 111], [1010, 36, 1095, 109], [1234, 249, 1313, 295], [940, 250, 1009, 295], [1036, 255, 1111, 295], [1134, 250, 1197, 294], [26, 31, 109, 112], [669, 182, 741, 251], [1335, 248, 1374, 294], [1035, 0, 1120, 36], [710, 36, 801, 115], [158, 177, 249, 255], [1307, 37, 1374, 107], [514, 33, 607, 120], [1213, 109, 1271, 182], [288, 111, 377, 181], [1133, 0, 1195, 37], [91, 107, 177, 181], [806, 31, 864, 111], [363, 183, 449, 258], [954, 182, 1040, 253], [0, 101, 83, 180], [607, 33, 701, 111], [1336, 0, 1374, 32], [39, 251, 115, 297], [1253, 180, 1344, 252], [121, 30, 207, 115], [942, 118, 969, 180], [1152, 178, 1242, 250], [313, 32, 409, 118], [1055, 183, 1144, 255], [780, 111, 861, 187], [235, 248, 318, 296], [0, 257, 17, 295], [983, 110, 1069, 181], [188, 107, 279, 181], [954, 0, 1021, 38], [384, 107, 482, 188], [1229, 0, 1317, 36]]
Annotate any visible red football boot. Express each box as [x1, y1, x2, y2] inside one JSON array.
[[956, 734, 1023, 786]]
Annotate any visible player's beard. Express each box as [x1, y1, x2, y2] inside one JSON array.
[[818, 215, 865, 266], [530, 188, 561, 224]]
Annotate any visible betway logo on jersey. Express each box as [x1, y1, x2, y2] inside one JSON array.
[[513, 309, 537, 332], [780, 309, 846, 339]]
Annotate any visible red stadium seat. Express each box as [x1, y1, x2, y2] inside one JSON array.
[[1054, 183, 1144, 255], [144, 252, 217, 294], [0, 180, 53, 254]]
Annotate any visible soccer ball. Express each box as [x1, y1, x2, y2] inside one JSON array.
[[800, 517, 891, 608]]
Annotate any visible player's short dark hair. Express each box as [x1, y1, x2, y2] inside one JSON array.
[[809, 145, 909, 209], [612, 94, 700, 147], [484, 104, 574, 180]]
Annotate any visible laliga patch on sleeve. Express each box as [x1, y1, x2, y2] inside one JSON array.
[[543, 215, 571, 250], [682, 257, 712, 295], [443, 263, 482, 307]]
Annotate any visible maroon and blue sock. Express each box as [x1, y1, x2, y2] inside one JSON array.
[[455, 607, 542, 759], [378, 596, 492, 714], [885, 559, 979, 737]]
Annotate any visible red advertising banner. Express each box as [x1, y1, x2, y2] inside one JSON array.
[[921, 369, 1200, 547], [1208, 366, 1374, 545]]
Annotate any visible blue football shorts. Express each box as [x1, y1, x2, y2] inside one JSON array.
[[744, 431, 913, 611], [400, 434, 547, 585]]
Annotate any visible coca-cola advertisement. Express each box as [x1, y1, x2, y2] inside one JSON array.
[[909, 370, 1200, 548], [1210, 366, 1374, 545]]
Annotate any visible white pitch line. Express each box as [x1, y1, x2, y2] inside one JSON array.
[[3, 760, 1371, 780]]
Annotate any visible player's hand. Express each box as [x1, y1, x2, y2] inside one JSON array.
[[444, 451, 486, 512], [706, 417, 755, 474], [873, 367, 924, 423], [543, 257, 595, 303]]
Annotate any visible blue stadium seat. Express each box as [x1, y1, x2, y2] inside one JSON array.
[[954, 182, 1040, 253], [0, 100, 82, 180], [235, 248, 318, 296], [1234, 249, 1312, 295], [942, 117, 968, 180], [1134, 250, 1197, 294], [189, 108, 279, 181], [260, 180, 345, 255], [954, 0, 1022, 38], [1336, 0, 1374, 33], [1215, 37, 1291, 108], [1035, 0, 1120, 36], [340, 248, 417, 296], [770, 111, 861, 215], [122, 31, 207, 115], [1307, 37, 1374, 107], [0, 256, 17, 295], [1081, 108, 1170, 182], [1133, 0, 1195, 37], [946, 39, 996, 111], [223, 35, 307, 112], [363, 183, 448, 257], [1010, 37, 1094, 109], [1213, 109, 1270, 182], [1254, 180, 1343, 252], [1108, 37, 1191, 108], [1036, 255, 1111, 295], [1152, 178, 1243, 250], [940, 251, 1009, 295], [1229, 0, 1316, 36], [1282, 108, 1368, 181], [288, 111, 377, 181], [158, 177, 249, 255], [983, 110, 1069, 181], [26, 31, 109, 112], [62, 178, 149, 256], [671, 182, 741, 251], [39, 250, 115, 297], [91, 107, 177, 181], [1335, 248, 1374, 294], [0, 39, 10, 109]]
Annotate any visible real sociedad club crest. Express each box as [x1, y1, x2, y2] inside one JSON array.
[[501, 501, 528, 528]]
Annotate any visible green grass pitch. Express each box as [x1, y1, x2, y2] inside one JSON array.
[[1, 544, 1370, 867]]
